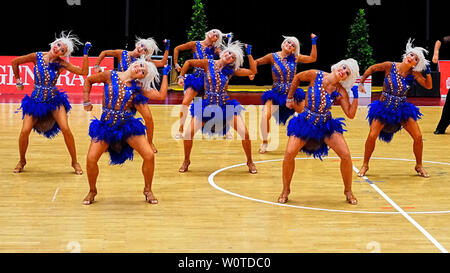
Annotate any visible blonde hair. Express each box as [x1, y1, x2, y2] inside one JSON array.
[[220, 40, 244, 70], [331, 58, 360, 91], [206, 29, 231, 48], [403, 38, 429, 72], [50, 30, 82, 57], [129, 57, 160, 90], [135, 37, 160, 57], [281, 36, 300, 56]]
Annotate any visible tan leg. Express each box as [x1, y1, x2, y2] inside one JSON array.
[[83, 140, 108, 205], [135, 104, 157, 153], [230, 115, 256, 174], [324, 133, 357, 205], [402, 118, 429, 178], [52, 106, 83, 174], [358, 119, 384, 177], [179, 118, 203, 172], [259, 100, 275, 154], [127, 135, 157, 203], [279, 136, 305, 203], [14, 114, 37, 173], [177, 88, 198, 139]]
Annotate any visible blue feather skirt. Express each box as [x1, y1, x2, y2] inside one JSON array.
[[129, 93, 150, 115], [189, 98, 245, 136], [89, 117, 146, 165], [287, 112, 346, 160], [261, 88, 305, 125], [367, 100, 422, 143], [184, 69, 205, 96], [19, 91, 72, 138]]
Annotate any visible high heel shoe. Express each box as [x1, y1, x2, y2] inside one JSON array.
[[258, 143, 268, 154], [13, 161, 26, 173], [143, 189, 158, 204], [415, 166, 430, 178], [72, 162, 83, 175], [175, 132, 183, 140], [83, 191, 97, 205], [179, 160, 190, 173], [344, 191, 358, 205], [247, 162, 257, 174]]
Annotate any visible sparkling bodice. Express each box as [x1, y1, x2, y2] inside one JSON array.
[[271, 53, 297, 94], [31, 52, 61, 102]]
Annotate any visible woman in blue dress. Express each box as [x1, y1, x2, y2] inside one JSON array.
[[255, 34, 317, 153], [357, 39, 433, 178], [11, 31, 91, 175], [280, 59, 360, 205], [82, 58, 171, 205], [94, 37, 170, 153], [177, 41, 258, 174], [173, 29, 231, 139]]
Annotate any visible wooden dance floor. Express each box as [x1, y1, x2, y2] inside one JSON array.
[[1, 91, 450, 253]]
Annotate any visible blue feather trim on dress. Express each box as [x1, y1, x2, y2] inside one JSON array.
[[89, 117, 146, 165], [130, 81, 149, 106], [132, 93, 149, 105], [261, 88, 305, 124], [287, 112, 346, 160], [184, 69, 205, 95], [189, 98, 245, 136], [367, 100, 422, 143], [19, 91, 72, 138]]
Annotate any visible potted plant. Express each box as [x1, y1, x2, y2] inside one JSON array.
[[345, 9, 376, 97]]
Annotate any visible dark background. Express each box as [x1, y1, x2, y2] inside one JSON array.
[[1, 0, 448, 86]]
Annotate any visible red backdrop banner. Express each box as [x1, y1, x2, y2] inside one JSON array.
[[439, 60, 450, 95], [0, 56, 114, 94]]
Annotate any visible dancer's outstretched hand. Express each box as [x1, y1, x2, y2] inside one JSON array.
[[83, 102, 93, 112], [311, 34, 318, 44], [358, 84, 366, 94], [351, 86, 359, 98], [163, 65, 171, 76], [245, 44, 252, 55], [84, 42, 92, 56], [177, 76, 185, 86], [164, 39, 170, 51], [432, 53, 439, 64], [94, 65, 102, 73], [16, 79, 24, 91]]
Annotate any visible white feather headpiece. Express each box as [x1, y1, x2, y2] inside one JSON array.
[[220, 40, 244, 70], [281, 36, 300, 56], [402, 38, 429, 72], [129, 57, 160, 90], [135, 37, 160, 57], [331, 58, 360, 91], [50, 30, 82, 57]]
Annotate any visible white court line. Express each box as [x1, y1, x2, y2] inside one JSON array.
[[208, 157, 450, 252], [352, 165, 448, 253], [209, 157, 450, 215], [52, 188, 59, 202]]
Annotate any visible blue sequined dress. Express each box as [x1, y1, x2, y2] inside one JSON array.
[[189, 59, 245, 136], [287, 71, 346, 159], [184, 41, 217, 95], [261, 53, 305, 124], [19, 52, 71, 138], [367, 62, 421, 142], [117, 50, 148, 107], [117, 50, 136, 72], [88, 70, 147, 165]]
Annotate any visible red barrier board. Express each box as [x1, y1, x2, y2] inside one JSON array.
[[0, 55, 114, 94], [439, 60, 450, 95]]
